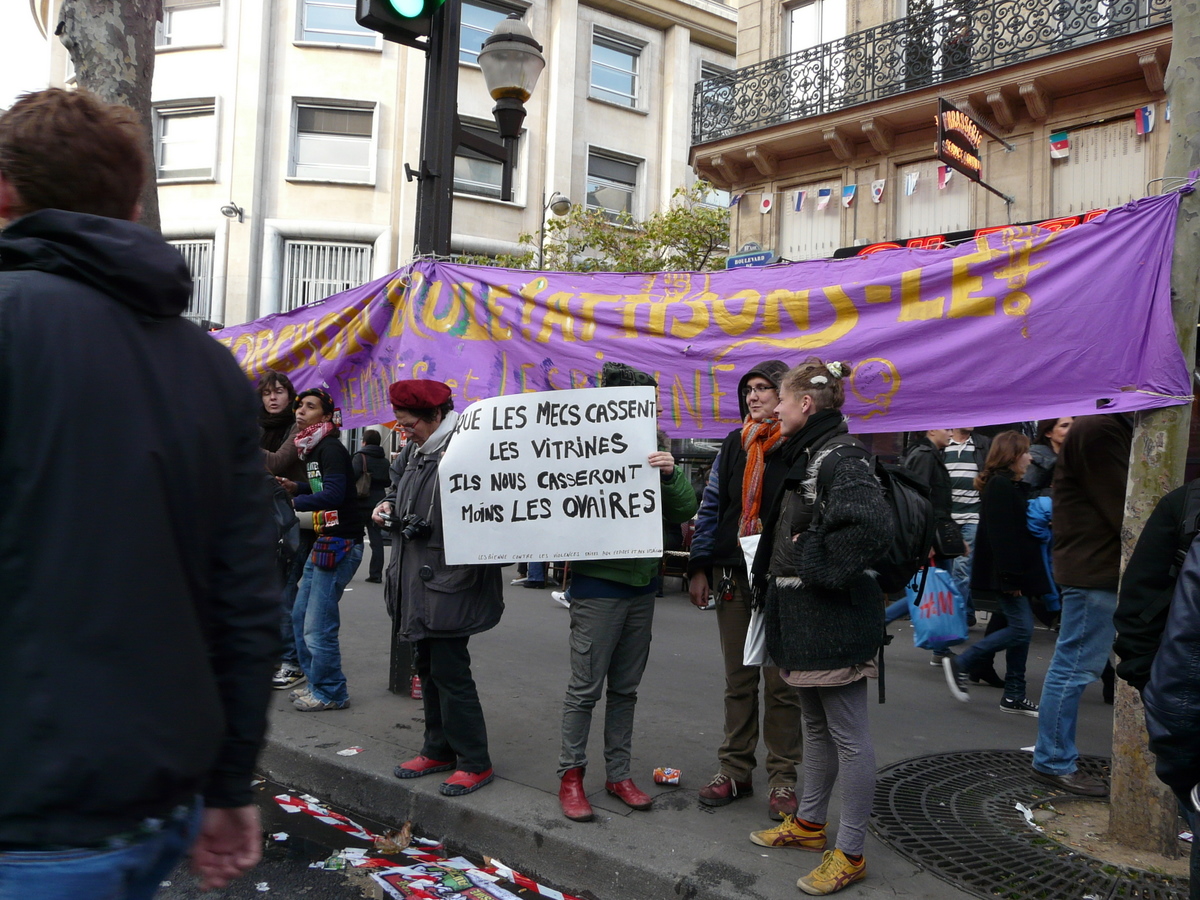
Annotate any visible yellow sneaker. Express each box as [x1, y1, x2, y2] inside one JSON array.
[[797, 849, 866, 895], [748, 814, 827, 851]]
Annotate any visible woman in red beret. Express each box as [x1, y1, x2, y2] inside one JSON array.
[[374, 379, 505, 797]]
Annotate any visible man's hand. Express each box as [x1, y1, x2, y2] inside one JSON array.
[[190, 805, 262, 891], [372, 500, 393, 526], [689, 570, 711, 609], [276, 476, 299, 496], [647, 451, 675, 478]]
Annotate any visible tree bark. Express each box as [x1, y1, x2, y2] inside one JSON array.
[[56, 0, 162, 232], [1109, 0, 1200, 856]]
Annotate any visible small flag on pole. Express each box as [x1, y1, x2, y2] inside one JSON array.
[[871, 179, 886, 204], [1135, 106, 1155, 135], [760, 196, 773, 214], [795, 190, 806, 212], [841, 185, 857, 208], [937, 166, 953, 190], [905, 172, 919, 196], [729, 193, 742, 207], [816, 188, 832, 210], [1049, 131, 1070, 159]]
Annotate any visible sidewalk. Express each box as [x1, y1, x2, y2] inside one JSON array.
[[259, 567, 1115, 900]]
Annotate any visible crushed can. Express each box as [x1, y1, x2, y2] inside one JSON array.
[[410, 675, 423, 700], [653, 767, 682, 785]]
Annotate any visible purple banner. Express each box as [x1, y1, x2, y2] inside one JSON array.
[[215, 192, 1191, 436]]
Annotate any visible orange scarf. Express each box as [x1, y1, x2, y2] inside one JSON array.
[[738, 416, 785, 537]]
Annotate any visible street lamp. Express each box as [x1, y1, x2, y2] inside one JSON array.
[[406, 8, 547, 256], [538, 191, 571, 268]]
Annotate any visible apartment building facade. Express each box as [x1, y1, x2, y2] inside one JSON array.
[[689, 0, 1171, 261], [39, 0, 735, 328]]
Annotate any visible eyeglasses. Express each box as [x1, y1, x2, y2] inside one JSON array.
[[741, 384, 777, 397]]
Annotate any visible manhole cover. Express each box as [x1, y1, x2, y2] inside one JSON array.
[[870, 750, 1188, 900]]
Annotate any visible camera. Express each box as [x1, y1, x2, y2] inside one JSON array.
[[398, 514, 433, 542]]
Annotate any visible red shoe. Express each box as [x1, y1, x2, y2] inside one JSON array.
[[698, 772, 754, 807], [559, 767, 594, 821], [605, 778, 653, 810], [440, 768, 495, 796], [394, 755, 455, 779]]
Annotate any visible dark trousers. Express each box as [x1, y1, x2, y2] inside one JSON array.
[[414, 636, 491, 773], [365, 520, 385, 580]]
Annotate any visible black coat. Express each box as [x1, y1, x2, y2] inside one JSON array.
[[0, 211, 280, 846], [970, 471, 1050, 597]]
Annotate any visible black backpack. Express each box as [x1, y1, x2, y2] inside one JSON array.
[[1171, 478, 1200, 577], [815, 435, 936, 595]]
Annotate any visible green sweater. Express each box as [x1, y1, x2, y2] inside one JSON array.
[[571, 468, 698, 588]]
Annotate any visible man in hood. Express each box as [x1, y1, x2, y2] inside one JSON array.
[[0, 89, 279, 896]]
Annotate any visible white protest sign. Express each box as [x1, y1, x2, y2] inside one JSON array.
[[438, 386, 663, 565]]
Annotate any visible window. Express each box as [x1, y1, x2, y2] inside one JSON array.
[[461, 1, 520, 64], [282, 240, 373, 311], [171, 239, 215, 323], [697, 182, 731, 209], [291, 103, 375, 183], [157, 0, 222, 47], [299, 0, 378, 46], [590, 33, 640, 107], [894, 158, 973, 238], [787, 0, 845, 52], [154, 103, 216, 181], [1051, 119, 1147, 216], [454, 122, 517, 199], [779, 178, 843, 261], [586, 152, 637, 220]]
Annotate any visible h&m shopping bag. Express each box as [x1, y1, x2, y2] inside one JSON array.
[[905, 566, 968, 650]]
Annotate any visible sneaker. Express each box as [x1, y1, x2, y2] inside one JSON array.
[[749, 815, 827, 851], [999, 696, 1039, 717], [439, 768, 495, 796], [394, 755, 455, 779], [510, 577, 528, 585], [699, 772, 753, 807], [797, 849, 866, 895], [1029, 767, 1108, 797], [293, 694, 350, 712], [942, 654, 969, 702], [768, 785, 798, 820], [289, 686, 312, 702], [929, 650, 951, 667], [272, 665, 305, 690], [551, 591, 571, 609]]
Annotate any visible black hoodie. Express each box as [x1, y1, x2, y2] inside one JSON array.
[[0, 211, 280, 846]]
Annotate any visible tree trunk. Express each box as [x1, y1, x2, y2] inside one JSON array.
[[56, 0, 162, 232], [1109, 0, 1200, 856]]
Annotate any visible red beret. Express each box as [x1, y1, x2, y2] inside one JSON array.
[[389, 379, 452, 410]]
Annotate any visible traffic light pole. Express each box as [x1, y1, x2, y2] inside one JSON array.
[[412, 0, 461, 257]]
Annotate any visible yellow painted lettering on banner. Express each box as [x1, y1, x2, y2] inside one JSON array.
[[463, 369, 483, 403], [459, 284, 492, 341], [864, 285, 892, 304], [760, 289, 809, 333], [518, 277, 548, 341], [345, 301, 380, 353], [484, 286, 514, 341], [806, 286, 859, 347], [714, 291, 762, 336], [385, 275, 410, 337], [948, 248, 998, 318], [317, 306, 361, 362], [577, 294, 610, 341], [518, 362, 539, 391], [710, 363, 739, 424], [667, 297, 711, 339], [419, 279, 462, 333], [671, 370, 704, 430], [536, 292, 577, 342], [897, 269, 944, 321], [617, 295, 653, 338]]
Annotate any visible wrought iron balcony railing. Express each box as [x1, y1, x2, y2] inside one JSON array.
[[692, 0, 1171, 146]]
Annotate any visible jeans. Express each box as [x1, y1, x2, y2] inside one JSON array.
[[559, 591, 655, 781], [950, 523, 978, 613], [0, 803, 200, 900], [957, 594, 1033, 700], [1033, 586, 1118, 775], [293, 540, 364, 703], [884, 597, 909, 625], [527, 561, 546, 584]]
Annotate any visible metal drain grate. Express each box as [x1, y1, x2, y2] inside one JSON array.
[[870, 751, 1188, 900]]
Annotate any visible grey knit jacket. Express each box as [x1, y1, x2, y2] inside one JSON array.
[[764, 448, 893, 671]]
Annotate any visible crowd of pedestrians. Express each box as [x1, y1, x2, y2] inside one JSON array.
[[4, 87, 1198, 900]]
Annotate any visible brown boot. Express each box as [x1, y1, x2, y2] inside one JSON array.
[[559, 767, 593, 821]]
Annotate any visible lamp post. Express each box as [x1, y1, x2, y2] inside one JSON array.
[[538, 191, 571, 268], [410, 8, 545, 256]]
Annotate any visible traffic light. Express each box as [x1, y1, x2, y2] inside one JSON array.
[[356, 0, 445, 48]]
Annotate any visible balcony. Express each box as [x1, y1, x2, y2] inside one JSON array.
[[691, 0, 1171, 146]]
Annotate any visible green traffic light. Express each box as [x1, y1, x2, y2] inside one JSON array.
[[387, 0, 425, 16]]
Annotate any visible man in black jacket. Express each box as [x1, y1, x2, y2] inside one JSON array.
[[354, 430, 392, 583], [0, 90, 279, 896]]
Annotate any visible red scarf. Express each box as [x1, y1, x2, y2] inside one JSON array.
[[738, 416, 785, 537], [294, 421, 335, 460]]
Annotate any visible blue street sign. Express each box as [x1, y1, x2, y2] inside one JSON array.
[[726, 250, 775, 269]]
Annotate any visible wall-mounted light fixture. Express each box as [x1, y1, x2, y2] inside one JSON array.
[[220, 203, 245, 223]]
